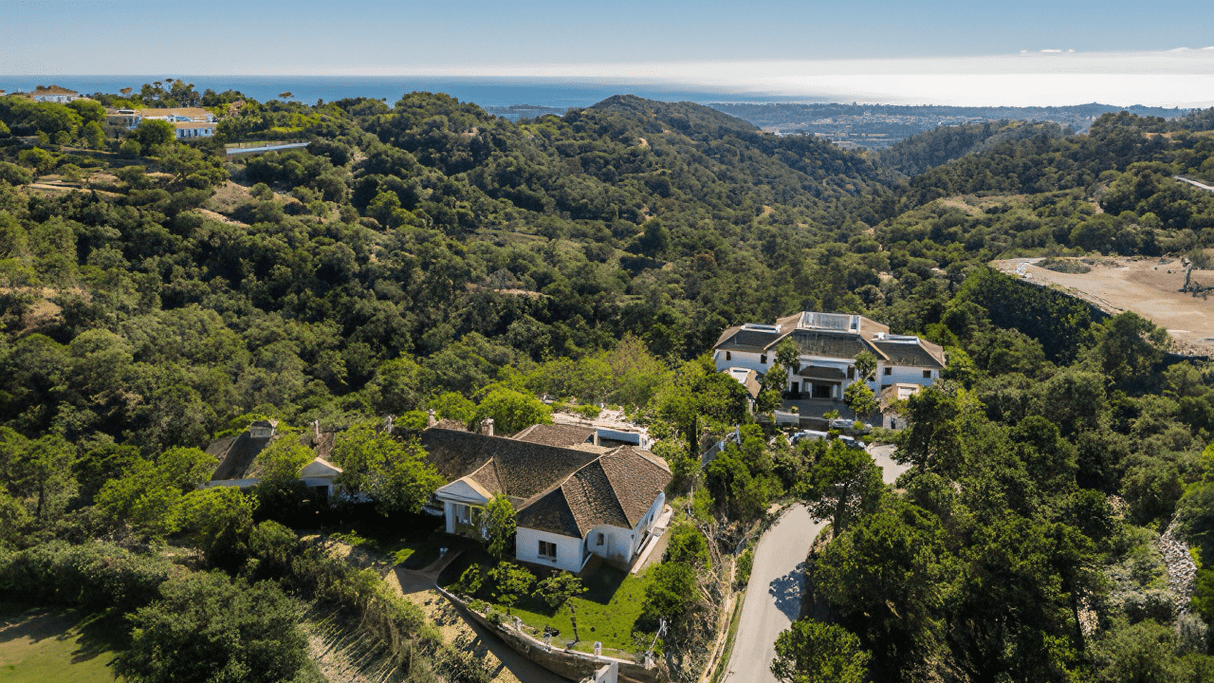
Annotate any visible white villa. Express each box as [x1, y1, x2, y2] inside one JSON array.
[[31, 85, 82, 103], [421, 422, 670, 573], [713, 311, 946, 400], [104, 107, 218, 139]]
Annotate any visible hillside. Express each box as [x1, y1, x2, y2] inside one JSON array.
[[5, 85, 1214, 683]]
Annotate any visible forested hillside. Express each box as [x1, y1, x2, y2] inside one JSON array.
[[4, 85, 1214, 682]]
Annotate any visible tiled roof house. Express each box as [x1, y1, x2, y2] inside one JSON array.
[[421, 425, 670, 573], [31, 85, 82, 103], [714, 310, 945, 401]]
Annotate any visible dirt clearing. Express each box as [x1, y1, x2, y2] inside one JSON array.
[[992, 256, 1214, 357]]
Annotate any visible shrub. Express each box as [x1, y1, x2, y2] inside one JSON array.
[[113, 572, 309, 683], [736, 547, 754, 588]]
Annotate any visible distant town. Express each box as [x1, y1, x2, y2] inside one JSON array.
[[709, 102, 1193, 150]]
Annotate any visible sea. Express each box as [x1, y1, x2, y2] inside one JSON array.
[[0, 75, 820, 112]]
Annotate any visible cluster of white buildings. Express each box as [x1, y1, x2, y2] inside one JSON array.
[[105, 106, 219, 139], [713, 310, 946, 423]]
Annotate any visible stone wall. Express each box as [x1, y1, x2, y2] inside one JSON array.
[[436, 586, 659, 683]]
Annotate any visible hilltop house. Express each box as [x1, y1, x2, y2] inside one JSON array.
[[421, 422, 670, 573], [199, 421, 343, 498], [713, 311, 945, 401], [104, 107, 218, 139], [31, 85, 81, 103]]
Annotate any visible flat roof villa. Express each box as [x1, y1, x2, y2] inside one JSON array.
[[713, 310, 946, 404]]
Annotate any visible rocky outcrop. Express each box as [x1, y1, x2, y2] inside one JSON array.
[[1159, 521, 1198, 616]]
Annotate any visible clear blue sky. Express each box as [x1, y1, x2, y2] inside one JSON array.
[[3, 0, 1212, 74]]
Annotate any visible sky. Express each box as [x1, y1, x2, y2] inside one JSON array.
[[3, 0, 1213, 106]]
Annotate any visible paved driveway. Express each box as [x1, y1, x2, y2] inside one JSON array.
[[722, 443, 906, 682], [723, 504, 821, 683]]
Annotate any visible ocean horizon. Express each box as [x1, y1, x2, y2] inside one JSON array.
[[0, 75, 833, 110]]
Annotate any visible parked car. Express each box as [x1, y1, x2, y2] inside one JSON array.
[[838, 435, 867, 450]]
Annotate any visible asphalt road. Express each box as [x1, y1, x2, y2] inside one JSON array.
[[722, 444, 906, 683], [723, 504, 821, 683]]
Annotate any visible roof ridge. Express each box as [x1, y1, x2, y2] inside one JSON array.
[[598, 455, 634, 528]]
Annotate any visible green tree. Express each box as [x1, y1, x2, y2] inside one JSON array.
[[488, 561, 533, 615], [331, 423, 442, 515], [484, 494, 516, 560], [113, 572, 309, 683], [474, 386, 551, 435], [1093, 618, 1187, 683], [798, 440, 883, 534], [533, 573, 587, 641], [843, 381, 878, 422], [853, 351, 877, 382], [134, 119, 176, 148], [429, 391, 477, 424], [8, 433, 77, 521], [771, 618, 871, 683], [253, 437, 312, 482], [17, 147, 55, 175], [1088, 312, 1169, 388], [639, 561, 698, 625], [663, 523, 710, 567], [179, 486, 258, 568]]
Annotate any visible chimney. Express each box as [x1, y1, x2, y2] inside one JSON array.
[[427, 409, 436, 428], [592, 429, 600, 447], [482, 418, 495, 437]]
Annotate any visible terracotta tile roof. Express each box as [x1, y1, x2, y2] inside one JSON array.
[[512, 423, 595, 449], [425, 424, 671, 540], [432, 418, 468, 431], [515, 446, 672, 538], [419, 427, 599, 500]]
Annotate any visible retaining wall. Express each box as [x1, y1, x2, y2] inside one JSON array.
[[436, 586, 659, 682]]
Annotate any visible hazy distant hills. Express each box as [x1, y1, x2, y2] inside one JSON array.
[[709, 102, 1192, 150]]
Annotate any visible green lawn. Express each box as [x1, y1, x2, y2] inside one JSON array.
[[0, 606, 125, 682], [439, 552, 652, 657]]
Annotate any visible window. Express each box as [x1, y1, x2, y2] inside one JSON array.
[[596, 532, 605, 546], [725, 351, 731, 361], [760, 354, 768, 364], [923, 370, 932, 379], [884, 367, 892, 376], [538, 540, 557, 559], [847, 366, 855, 379]]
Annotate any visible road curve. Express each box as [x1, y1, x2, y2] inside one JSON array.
[[721, 445, 906, 682], [724, 504, 822, 683]]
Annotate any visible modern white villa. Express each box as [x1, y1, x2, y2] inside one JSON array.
[[421, 422, 671, 573], [713, 310, 946, 400]]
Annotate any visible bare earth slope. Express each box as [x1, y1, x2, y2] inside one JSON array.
[[992, 257, 1214, 357]]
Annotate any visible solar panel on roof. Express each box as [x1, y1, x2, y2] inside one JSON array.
[[799, 312, 856, 331]]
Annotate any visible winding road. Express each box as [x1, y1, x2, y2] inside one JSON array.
[[722, 443, 907, 683]]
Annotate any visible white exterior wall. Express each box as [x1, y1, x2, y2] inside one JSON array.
[[714, 349, 770, 374], [516, 527, 586, 573], [584, 524, 636, 564], [585, 491, 666, 565], [875, 364, 937, 391]]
